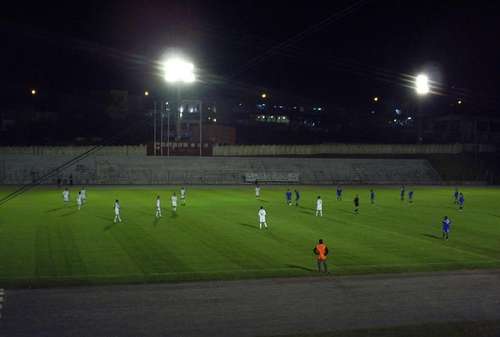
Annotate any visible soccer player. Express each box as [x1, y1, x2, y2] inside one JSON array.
[[316, 196, 323, 217], [458, 193, 465, 210], [453, 188, 459, 204], [62, 188, 70, 204], [294, 189, 300, 206], [442, 216, 451, 240], [171, 192, 178, 212], [336, 185, 343, 201], [114, 199, 122, 223], [313, 239, 329, 273], [286, 189, 292, 206], [258, 206, 268, 229], [400, 185, 405, 201], [255, 182, 261, 199], [180, 187, 186, 205], [155, 195, 162, 218], [354, 194, 360, 214], [408, 190, 414, 203], [76, 191, 82, 210], [370, 189, 375, 204], [81, 187, 86, 203]]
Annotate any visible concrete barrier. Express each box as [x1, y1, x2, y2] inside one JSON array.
[[213, 143, 496, 156], [0, 145, 147, 156]]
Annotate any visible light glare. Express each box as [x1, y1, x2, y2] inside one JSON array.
[[163, 57, 196, 83], [415, 74, 430, 95]]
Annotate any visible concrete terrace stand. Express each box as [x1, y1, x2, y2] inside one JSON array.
[[0, 155, 441, 185]]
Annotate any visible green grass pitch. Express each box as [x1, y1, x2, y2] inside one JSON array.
[[0, 185, 499, 287]]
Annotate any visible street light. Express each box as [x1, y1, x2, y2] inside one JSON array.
[[161, 56, 197, 156], [373, 96, 379, 102], [31, 89, 37, 95], [261, 93, 267, 99], [144, 91, 149, 96]]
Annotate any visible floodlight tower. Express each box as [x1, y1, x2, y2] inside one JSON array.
[[415, 74, 429, 143], [162, 56, 197, 156]]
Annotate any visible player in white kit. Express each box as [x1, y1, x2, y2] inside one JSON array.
[[155, 195, 162, 218], [316, 196, 323, 216], [255, 183, 261, 199], [114, 199, 122, 223], [171, 192, 178, 212], [62, 188, 70, 204], [80, 187, 86, 203], [258, 206, 268, 229], [180, 187, 186, 205], [76, 191, 82, 210]]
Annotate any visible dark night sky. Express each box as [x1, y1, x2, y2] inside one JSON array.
[[1, 0, 499, 110]]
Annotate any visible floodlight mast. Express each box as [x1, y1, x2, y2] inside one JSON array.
[[161, 56, 198, 156], [415, 73, 430, 143]]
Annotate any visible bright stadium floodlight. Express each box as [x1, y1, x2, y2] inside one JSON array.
[[415, 74, 430, 95], [162, 57, 196, 83]]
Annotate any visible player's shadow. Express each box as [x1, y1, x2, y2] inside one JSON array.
[[422, 233, 441, 240], [47, 206, 71, 212], [171, 211, 178, 218], [286, 264, 315, 272], [239, 223, 256, 230], [61, 210, 78, 217], [336, 209, 354, 214], [104, 223, 115, 231]]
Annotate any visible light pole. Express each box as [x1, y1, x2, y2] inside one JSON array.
[[162, 56, 196, 156], [415, 74, 429, 143], [153, 101, 157, 155]]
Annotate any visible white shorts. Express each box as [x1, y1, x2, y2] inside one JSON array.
[[259, 217, 266, 223], [172, 203, 177, 207]]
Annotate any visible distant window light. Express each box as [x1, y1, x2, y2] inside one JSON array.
[[393, 119, 397, 122], [407, 116, 412, 120], [395, 109, 401, 115]]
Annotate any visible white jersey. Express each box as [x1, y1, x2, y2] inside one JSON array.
[[171, 196, 177, 206], [63, 190, 70, 201], [180, 189, 186, 199], [255, 187, 261, 196], [81, 190, 86, 199], [258, 209, 266, 222], [316, 199, 323, 210], [114, 202, 120, 215], [76, 194, 82, 205], [156, 199, 161, 209]]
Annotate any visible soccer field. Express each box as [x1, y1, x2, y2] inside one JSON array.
[[0, 185, 499, 288]]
